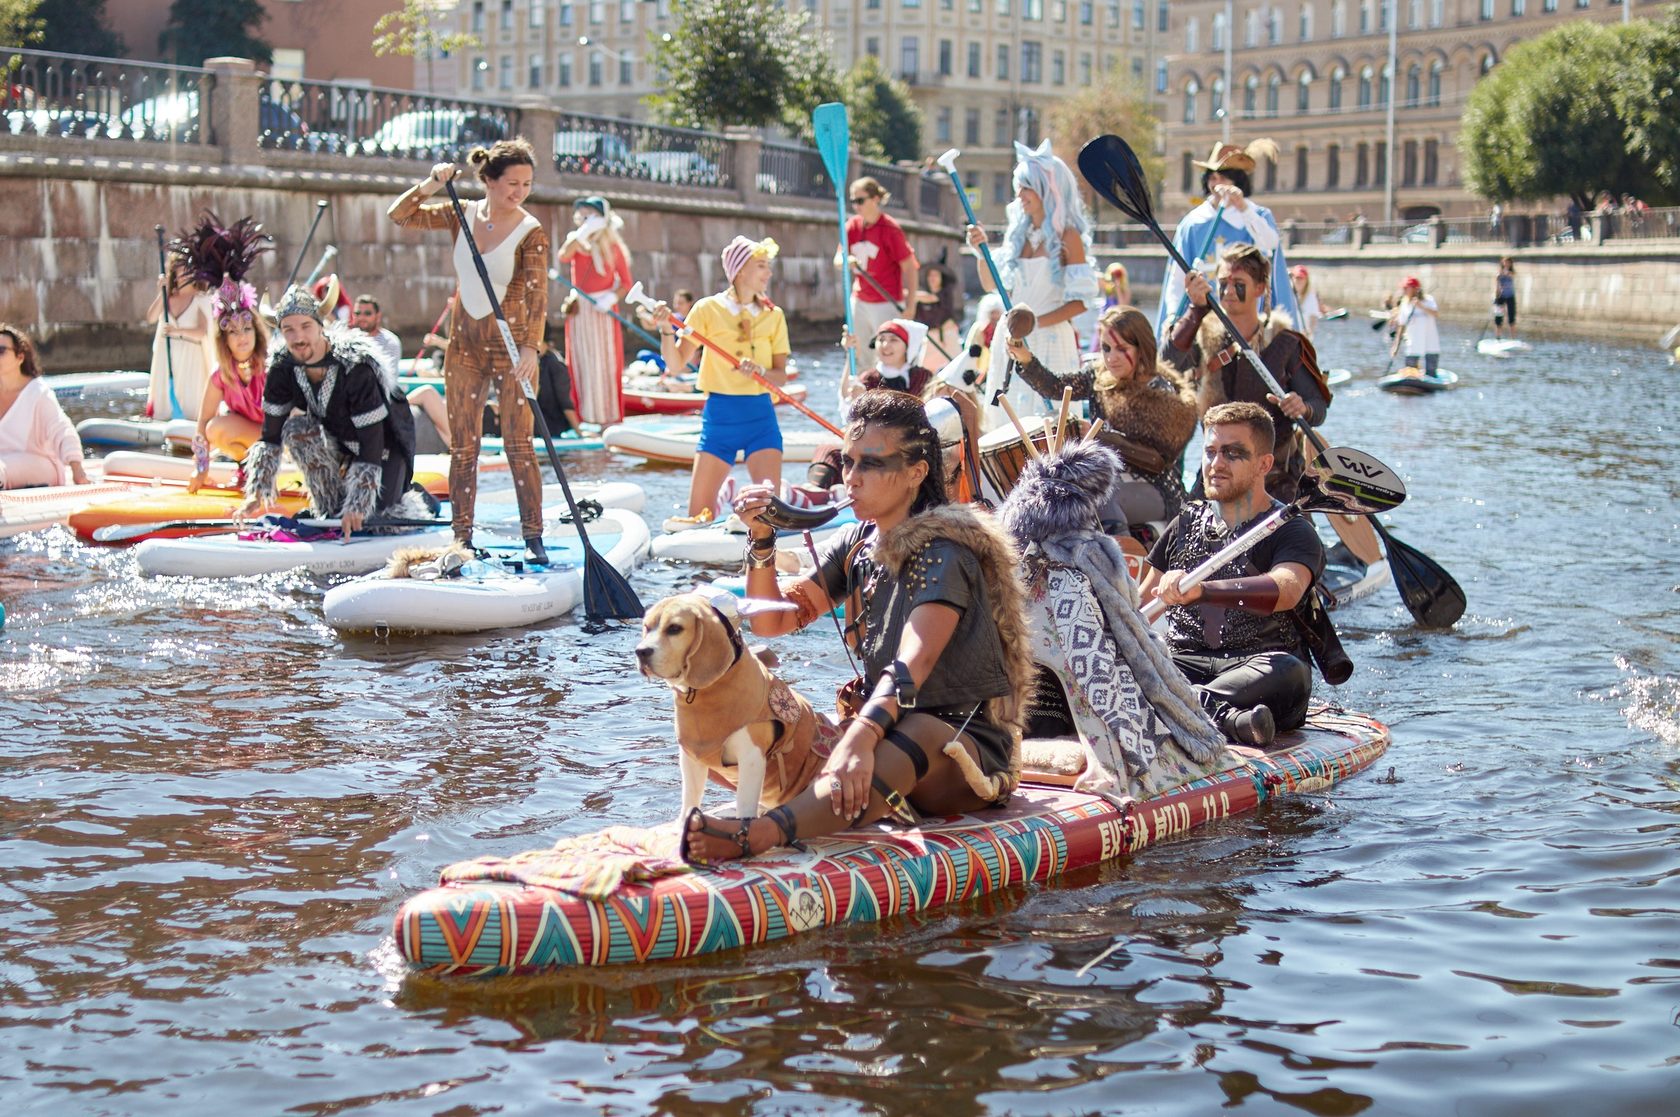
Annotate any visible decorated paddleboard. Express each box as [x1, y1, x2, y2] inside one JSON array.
[[1, 479, 141, 539], [604, 418, 833, 466], [321, 508, 651, 634], [100, 451, 473, 490], [69, 487, 308, 543], [46, 371, 149, 400], [651, 506, 856, 563], [393, 707, 1389, 975], [75, 417, 168, 448], [1476, 338, 1531, 357], [1377, 367, 1459, 395]]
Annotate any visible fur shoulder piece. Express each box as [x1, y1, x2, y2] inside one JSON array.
[[997, 442, 1120, 543], [327, 327, 398, 396], [873, 503, 1036, 751]]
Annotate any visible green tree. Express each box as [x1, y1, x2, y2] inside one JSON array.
[[1611, 7, 1680, 206], [36, 0, 124, 58], [1048, 61, 1163, 212], [158, 0, 271, 68], [1460, 20, 1642, 211], [373, 1, 480, 93], [839, 56, 922, 163], [648, 0, 834, 132], [0, 0, 44, 50]]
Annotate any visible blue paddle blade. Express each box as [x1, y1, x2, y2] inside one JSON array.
[[813, 102, 850, 181]]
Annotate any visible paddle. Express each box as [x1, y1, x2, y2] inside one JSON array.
[[301, 244, 339, 292], [94, 514, 447, 545], [153, 225, 184, 420], [1078, 134, 1466, 627], [813, 102, 861, 386], [443, 178, 642, 624], [546, 267, 664, 349], [1382, 317, 1408, 377], [850, 265, 954, 362], [1660, 323, 1680, 349], [414, 292, 455, 365], [935, 148, 1011, 309], [624, 283, 845, 438], [283, 200, 329, 292], [1142, 446, 1406, 623]]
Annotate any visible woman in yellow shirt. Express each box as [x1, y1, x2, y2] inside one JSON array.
[[654, 235, 791, 531]]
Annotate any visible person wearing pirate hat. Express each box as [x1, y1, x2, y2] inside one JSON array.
[[1155, 139, 1303, 342], [239, 285, 422, 536]]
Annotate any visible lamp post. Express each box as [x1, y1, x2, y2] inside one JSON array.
[[1383, 0, 1397, 221], [1222, 0, 1234, 142]]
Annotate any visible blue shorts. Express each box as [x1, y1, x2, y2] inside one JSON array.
[[698, 392, 782, 463]]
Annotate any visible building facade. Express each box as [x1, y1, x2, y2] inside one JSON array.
[[1159, 0, 1665, 222], [439, 0, 1167, 219]]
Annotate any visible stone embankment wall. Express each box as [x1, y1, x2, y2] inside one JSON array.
[[1100, 245, 1680, 342]]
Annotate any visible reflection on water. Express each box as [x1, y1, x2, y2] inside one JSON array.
[[3, 325, 1677, 1113]]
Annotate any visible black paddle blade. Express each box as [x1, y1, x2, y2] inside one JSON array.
[[1299, 447, 1407, 517], [582, 553, 644, 622], [1381, 529, 1467, 628], [1077, 135, 1155, 227]]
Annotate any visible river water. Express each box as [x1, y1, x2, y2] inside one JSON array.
[[2, 321, 1676, 1115]]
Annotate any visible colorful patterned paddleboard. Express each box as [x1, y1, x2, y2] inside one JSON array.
[[394, 707, 1389, 975]]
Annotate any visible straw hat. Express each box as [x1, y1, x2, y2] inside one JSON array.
[[1193, 139, 1280, 174]]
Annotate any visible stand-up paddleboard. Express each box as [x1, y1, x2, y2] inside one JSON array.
[[604, 418, 833, 466], [75, 417, 169, 448], [1377, 367, 1459, 395], [478, 432, 606, 455], [1476, 338, 1531, 357], [393, 707, 1389, 975], [322, 509, 651, 634], [1, 480, 140, 539], [99, 451, 474, 491], [1325, 368, 1352, 388], [46, 371, 149, 400], [650, 507, 857, 563], [622, 380, 809, 418], [70, 488, 308, 543]]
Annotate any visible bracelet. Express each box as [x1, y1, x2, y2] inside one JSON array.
[[857, 698, 897, 738], [192, 433, 210, 475], [745, 542, 777, 570]]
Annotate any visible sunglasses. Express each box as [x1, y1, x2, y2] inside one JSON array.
[[847, 195, 871, 205]]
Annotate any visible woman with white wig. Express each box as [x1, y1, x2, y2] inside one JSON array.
[[965, 139, 1100, 432]]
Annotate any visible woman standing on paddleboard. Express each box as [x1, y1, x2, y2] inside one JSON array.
[[143, 247, 216, 422], [388, 138, 550, 562]]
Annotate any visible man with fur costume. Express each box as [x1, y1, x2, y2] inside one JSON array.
[[677, 390, 1035, 865], [1155, 139, 1302, 340], [1164, 243, 1330, 503], [241, 286, 421, 534], [998, 437, 1228, 801]]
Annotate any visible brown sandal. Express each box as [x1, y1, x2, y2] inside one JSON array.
[[680, 807, 753, 865]]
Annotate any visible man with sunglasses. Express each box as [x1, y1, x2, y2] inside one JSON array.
[[350, 295, 402, 376], [842, 176, 920, 343], [1165, 243, 1330, 504], [1138, 402, 1325, 748]]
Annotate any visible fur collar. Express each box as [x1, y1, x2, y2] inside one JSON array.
[[266, 327, 396, 396], [1195, 308, 1298, 361], [873, 504, 1035, 758]]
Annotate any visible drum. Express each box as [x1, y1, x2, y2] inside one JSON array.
[[977, 416, 1074, 501]]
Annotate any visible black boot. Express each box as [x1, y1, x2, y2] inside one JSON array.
[[1217, 703, 1276, 748], [525, 535, 549, 565]]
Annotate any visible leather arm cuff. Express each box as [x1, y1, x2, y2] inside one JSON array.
[[1168, 304, 1211, 353], [1195, 575, 1283, 614]]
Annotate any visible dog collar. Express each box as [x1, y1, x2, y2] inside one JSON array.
[[709, 604, 746, 667]]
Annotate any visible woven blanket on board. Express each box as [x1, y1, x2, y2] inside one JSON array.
[[440, 825, 685, 901]]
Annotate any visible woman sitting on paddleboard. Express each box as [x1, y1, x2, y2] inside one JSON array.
[[388, 138, 549, 562], [0, 323, 89, 489], [650, 235, 791, 533], [681, 390, 1034, 864]]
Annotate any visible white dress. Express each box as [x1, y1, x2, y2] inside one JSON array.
[[983, 255, 1084, 433], [146, 291, 217, 422]]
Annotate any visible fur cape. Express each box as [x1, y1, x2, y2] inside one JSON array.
[[1190, 310, 1330, 418], [1096, 360, 1200, 471], [872, 502, 1035, 802]]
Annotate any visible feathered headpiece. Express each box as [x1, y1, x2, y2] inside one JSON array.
[[172, 211, 273, 329]]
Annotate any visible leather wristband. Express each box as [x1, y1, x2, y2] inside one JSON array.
[[888, 659, 917, 708], [1169, 303, 1211, 352], [745, 539, 777, 569], [1195, 575, 1282, 614], [857, 699, 896, 738]]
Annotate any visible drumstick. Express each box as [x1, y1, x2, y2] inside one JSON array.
[[1081, 418, 1106, 445], [998, 397, 1042, 462], [1052, 387, 1073, 453]]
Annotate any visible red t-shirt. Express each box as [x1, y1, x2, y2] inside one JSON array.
[[846, 212, 915, 304]]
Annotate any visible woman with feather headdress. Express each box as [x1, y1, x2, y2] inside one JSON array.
[[143, 228, 219, 423], [173, 213, 275, 492], [1154, 139, 1302, 342]]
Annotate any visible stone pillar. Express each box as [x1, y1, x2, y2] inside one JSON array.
[[204, 57, 261, 166], [727, 127, 767, 207], [1352, 220, 1370, 250], [1428, 215, 1445, 249], [1282, 218, 1298, 249], [513, 95, 556, 170]]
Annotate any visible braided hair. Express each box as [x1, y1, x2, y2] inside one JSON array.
[[846, 389, 947, 515]]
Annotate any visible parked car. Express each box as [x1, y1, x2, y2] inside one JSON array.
[[634, 149, 722, 186], [118, 90, 325, 150], [359, 109, 509, 159], [1401, 222, 1472, 244], [553, 129, 635, 176]]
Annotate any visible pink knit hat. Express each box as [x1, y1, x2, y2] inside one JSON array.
[[721, 235, 778, 282]]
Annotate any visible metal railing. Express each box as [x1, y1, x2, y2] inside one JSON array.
[[1288, 222, 1355, 247], [859, 158, 909, 211], [1091, 223, 1179, 248], [0, 47, 213, 144], [552, 110, 735, 189], [261, 77, 520, 160], [1590, 207, 1680, 242], [757, 139, 831, 200]]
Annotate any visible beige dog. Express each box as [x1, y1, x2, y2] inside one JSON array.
[[635, 590, 830, 823]]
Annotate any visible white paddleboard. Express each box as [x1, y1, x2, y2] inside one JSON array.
[[47, 372, 149, 400], [0, 479, 141, 539], [322, 509, 650, 634], [1476, 338, 1530, 357], [76, 417, 169, 448]]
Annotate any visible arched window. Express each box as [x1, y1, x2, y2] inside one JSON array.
[[1184, 79, 1199, 123], [1297, 70, 1313, 112], [1186, 17, 1199, 52], [1267, 72, 1282, 115], [1480, 50, 1497, 75], [1427, 59, 1443, 105], [1406, 63, 1420, 105], [1329, 64, 1344, 109], [1244, 74, 1258, 113], [1299, 3, 1314, 39], [1358, 64, 1372, 109], [1379, 61, 1390, 106], [1211, 75, 1226, 117]]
